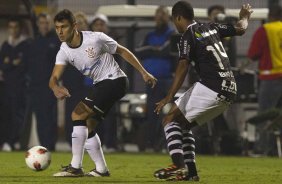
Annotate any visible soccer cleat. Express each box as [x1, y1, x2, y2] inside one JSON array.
[[53, 164, 84, 177], [154, 165, 188, 180], [85, 169, 110, 177], [186, 175, 200, 181], [167, 175, 200, 181]]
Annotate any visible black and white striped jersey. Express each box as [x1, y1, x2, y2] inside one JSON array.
[[178, 21, 237, 99]]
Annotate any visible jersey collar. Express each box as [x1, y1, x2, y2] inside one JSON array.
[[187, 21, 197, 29], [68, 31, 83, 49]]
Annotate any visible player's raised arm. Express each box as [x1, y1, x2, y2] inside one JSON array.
[[49, 64, 70, 99], [234, 4, 253, 35], [116, 44, 157, 88]]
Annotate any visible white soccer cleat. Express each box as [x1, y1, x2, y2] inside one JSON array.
[[53, 164, 84, 177], [85, 169, 110, 177]]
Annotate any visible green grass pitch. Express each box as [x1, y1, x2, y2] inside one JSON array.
[[0, 152, 281, 183]]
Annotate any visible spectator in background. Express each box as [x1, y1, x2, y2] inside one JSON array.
[[24, 13, 60, 151], [90, 14, 109, 34], [248, 6, 282, 155], [135, 6, 175, 152], [75, 11, 89, 31], [62, 11, 87, 145], [90, 14, 119, 152], [208, 5, 225, 22], [208, 5, 237, 67], [0, 17, 29, 150]]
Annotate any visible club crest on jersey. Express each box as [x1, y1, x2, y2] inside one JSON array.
[[85, 47, 95, 58]]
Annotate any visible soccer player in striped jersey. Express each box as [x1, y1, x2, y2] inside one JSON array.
[[154, 1, 253, 181]]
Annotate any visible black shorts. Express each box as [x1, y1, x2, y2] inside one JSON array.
[[82, 77, 128, 119]]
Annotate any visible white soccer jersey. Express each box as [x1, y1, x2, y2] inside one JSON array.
[[56, 31, 126, 84]]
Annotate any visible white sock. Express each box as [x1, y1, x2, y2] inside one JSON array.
[[85, 133, 108, 173], [71, 126, 88, 169]]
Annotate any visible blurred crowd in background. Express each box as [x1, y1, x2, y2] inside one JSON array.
[[0, 0, 281, 157]]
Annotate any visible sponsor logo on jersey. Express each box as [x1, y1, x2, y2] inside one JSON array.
[[85, 47, 95, 58], [218, 71, 234, 78], [218, 24, 227, 29], [195, 32, 204, 41], [199, 29, 217, 38], [80, 59, 101, 74]]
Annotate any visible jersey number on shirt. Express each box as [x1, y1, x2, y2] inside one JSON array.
[[206, 41, 236, 94], [206, 41, 227, 70]]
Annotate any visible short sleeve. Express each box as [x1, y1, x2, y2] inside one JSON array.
[[212, 23, 237, 38], [178, 32, 192, 61], [55, 49, 68, 65], [98, 32, 118, 54]]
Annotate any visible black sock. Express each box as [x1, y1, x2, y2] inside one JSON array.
[[164, 122, 185, 168], [182, 129, 197, 177]]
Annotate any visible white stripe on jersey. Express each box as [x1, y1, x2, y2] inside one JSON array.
[[56, 31, 126, 84]]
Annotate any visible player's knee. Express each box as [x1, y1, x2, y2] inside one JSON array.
[[162, 115, 173, 127], [71, 111, 86, 121], [71, 102, 93, 121], [87, 118, 99, 131]]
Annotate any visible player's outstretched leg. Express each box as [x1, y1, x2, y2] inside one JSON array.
[[84, 130, 110, 177]]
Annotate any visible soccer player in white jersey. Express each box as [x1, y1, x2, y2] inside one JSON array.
[[49, 9, 157, 177], [153, 1, 253, 181]]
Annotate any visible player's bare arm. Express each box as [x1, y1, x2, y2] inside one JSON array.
[[116, 44, 157, 88], [234, 4, 253, 35], [49, 64, 71, 100], [155, 59, 189, 114]]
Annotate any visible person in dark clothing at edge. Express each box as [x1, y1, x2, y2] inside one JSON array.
[[0, 69, 9, 150], [0, 17, 29, 151], [25, 13, 60, 151], [135, 6, 175, 152]]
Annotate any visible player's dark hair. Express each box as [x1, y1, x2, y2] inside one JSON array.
[[7, 16, 22, 27], [172, 1, 194, 20], [54, 9, 76, 24], [268, 5, 282, 20], [207, 5, 225, 16]]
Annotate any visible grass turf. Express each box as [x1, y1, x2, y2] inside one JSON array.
[[0, 152, 281, 184]]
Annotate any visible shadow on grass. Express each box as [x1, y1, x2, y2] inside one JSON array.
[[0, 175, 163, 183]]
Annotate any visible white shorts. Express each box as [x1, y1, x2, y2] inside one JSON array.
[[175, 82, 230, 126]]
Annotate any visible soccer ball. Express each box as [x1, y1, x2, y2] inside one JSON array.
[[25, 146, 51, 171]]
